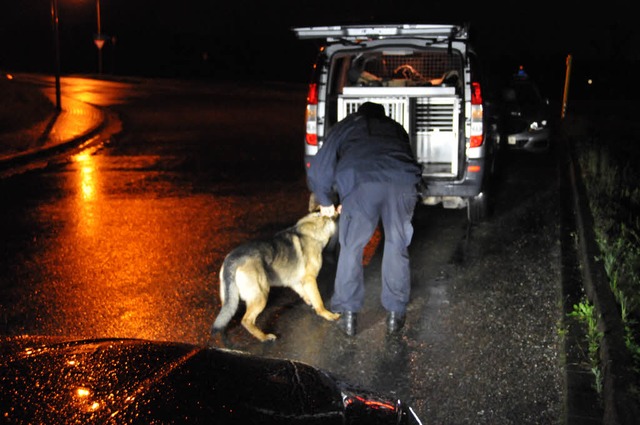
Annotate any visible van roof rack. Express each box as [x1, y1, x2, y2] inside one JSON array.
[[292, 24, 467, 43]]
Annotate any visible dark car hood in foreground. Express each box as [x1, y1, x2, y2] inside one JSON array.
[[0, 336, 420, 424]]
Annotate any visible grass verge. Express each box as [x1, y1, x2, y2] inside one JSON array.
[[565, 101, 640, 402], [0, 73, 54, 134]]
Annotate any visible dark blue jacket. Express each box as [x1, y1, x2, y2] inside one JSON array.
[[307, 102, 422, 206]]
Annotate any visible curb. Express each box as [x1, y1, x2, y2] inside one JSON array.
[[561, 127, 640, 425], [0, 96, 120, 175]]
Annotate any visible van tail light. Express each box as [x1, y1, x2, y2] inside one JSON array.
[[305, 83, 319, 146], [470, 81, 484, 148]]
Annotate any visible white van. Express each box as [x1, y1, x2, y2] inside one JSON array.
[[293, 24, 500, 222]]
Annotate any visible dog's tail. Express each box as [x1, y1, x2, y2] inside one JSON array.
[[210, 259, 240, 336]]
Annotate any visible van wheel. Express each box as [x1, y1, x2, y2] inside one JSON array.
[[467, 192, 489, 224]]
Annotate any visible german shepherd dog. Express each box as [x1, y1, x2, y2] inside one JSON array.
[[211, 211, 340, 342]]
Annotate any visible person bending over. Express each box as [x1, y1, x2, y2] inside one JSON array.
[[306, 102, 421, 336]]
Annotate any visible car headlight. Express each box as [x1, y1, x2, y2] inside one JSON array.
[[529, 120, 547, 131]]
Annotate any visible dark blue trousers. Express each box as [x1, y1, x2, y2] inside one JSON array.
[[330, 181, 418, 314]]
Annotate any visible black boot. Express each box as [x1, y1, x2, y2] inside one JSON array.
[[337, 311, 357, 336], [386, 311, 405, 334]]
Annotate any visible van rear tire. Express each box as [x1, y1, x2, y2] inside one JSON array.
[[467, 192, 489, 224]]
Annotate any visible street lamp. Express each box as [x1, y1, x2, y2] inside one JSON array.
[[50, 0, 62, 110], [93, 0, 104, 74]]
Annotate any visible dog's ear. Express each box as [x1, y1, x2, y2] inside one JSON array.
[[308, 193, 321, 213]]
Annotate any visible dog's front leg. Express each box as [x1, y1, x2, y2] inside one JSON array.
[[289, 282, 312, 306], [301, 276, 340, 321]]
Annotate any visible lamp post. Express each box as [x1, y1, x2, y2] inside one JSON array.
[[561, 54, 572, 120], [50, 0, 62, 110], [94, 0, 104, 74], [96, 0, 101, 35]]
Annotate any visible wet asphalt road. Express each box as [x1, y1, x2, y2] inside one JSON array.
[[236, 150, 569, 424], [0, 77, 577, 423]]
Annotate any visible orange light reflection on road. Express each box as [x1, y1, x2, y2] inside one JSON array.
[[60, 76, 132, 106], [58, 159, 230, 340], [43, 154, 310, 344], [72, 151, 98, 238], [74, 152, 96, 201], [42, 76, 123, 145], [76, 387, 90, 397], [63, 78, 104, 105], [45, 101, 96, 144], [74, 386, 101, 412]]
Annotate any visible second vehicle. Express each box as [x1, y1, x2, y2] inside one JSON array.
[[500, 68, 551, 153]]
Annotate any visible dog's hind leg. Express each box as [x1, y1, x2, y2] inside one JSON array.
[[211, 263, 240, 336], [235, 264, 276, 342], [241, 296, 276, 342]]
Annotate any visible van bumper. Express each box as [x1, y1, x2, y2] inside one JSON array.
[[419, 159, 486, 208]]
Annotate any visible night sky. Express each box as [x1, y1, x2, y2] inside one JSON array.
[[1, 1, 637, 100]]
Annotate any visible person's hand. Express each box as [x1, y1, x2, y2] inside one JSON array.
[[319, 205, 336, 217]]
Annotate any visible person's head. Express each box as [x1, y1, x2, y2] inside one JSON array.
[[357, 102, 386, 118]]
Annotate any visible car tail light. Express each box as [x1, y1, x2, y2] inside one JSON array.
[[470, 81, 484, 148], [305, 83, 318, 146]]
